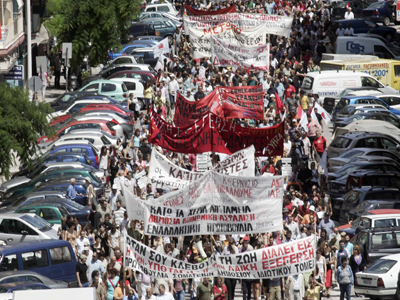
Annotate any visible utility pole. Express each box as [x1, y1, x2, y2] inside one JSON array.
[[26, 0, 32, 80]]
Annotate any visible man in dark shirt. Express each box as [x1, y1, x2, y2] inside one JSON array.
[[194, 86, 206, 101], [285, 91, 298, 116], [232, 70, 241, 86], [76, 255, 89, 287], [139, 138, 151, 158], [297, 162, 313, 194]]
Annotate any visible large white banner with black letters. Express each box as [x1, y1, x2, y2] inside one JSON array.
[[183, 13, 293, 37], [124, 234, 316, 278], [211, 38, 270, 71], [189, 22, 266, 59], [148, 146, 255, 189]]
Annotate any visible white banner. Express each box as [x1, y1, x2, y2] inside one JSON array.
[[184, 13, 293, 37], [211, 38, 270, 71], [196, 153, 211, 172], [132, 194, 283, 235], [148, 146, 256, 189], [124, 235, 316, 279], [189, 22, 266, 59]]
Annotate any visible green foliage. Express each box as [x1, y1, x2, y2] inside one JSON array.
[[0, 83, 55, 179], [45, 0, 141, 67]]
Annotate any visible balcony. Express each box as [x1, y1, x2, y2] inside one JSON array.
[[0, 13, 24, 55]]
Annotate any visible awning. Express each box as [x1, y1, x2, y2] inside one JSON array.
[[31, 24, 49, 45]]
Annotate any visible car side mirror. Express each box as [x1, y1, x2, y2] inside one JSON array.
[[21, 230, 28, 235]]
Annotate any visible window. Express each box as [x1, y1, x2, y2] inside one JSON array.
[[0, 254, 18, 272], [101, 83, 117, 93], [380, 138, 397, 149], [115, 57, 133, 65], [356, 137, 379, 148], [124, 82, 136, 90], [355, 99, 371, 104], [341, 150, 364, 159], [145, 7, 156, 11], [122, 84, 128, 93], [3, 219, 38, 235], [83, 83, 99, 92], [61, 156, 79, 162], [365, 258, 397, 273], [375, 219, 397, 228], [364, 20, 376, 28], [361, 77, 380, 88], [49, 246, 73, 264], [394, 66, 400, 78], [101, 136, 112, 145], [369, 151, 398, 160], [129, 73, 142, 80], [70, 147, 86, 154], [330, 137, 352, 148], [158, 5, 170, 12], [69, 103, 87, 114], [19, 275, 42, 283], [165, 21, 174, 28], [21, 250, 49, 270], [371, 233, 399, 249], [374, 45, 394, 59], [85, 123, 101, 130], [54, 148, 67, 153], [38, 208, 59, 221]]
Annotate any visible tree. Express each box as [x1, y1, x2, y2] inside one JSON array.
[[0, 83, 54, 179], [45, 0, 141, 67]]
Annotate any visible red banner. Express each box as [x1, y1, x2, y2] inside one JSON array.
[[150, 110, 284, 156], [184, 4, 236, 15], [174, 86, 264, 127]]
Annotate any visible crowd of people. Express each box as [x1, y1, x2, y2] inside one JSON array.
[[60, 0, 369, 299]]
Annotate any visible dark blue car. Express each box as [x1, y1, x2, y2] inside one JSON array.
[[108, 40, 158, 60], [332, 19, 398, 41], [361, 1, 395, 26]]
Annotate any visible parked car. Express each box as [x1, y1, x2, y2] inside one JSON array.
[[105, 56, 139, 69], [349, 200, 400, 221], [109, 78, 146, 108], [0, 240, 77, 286], [0, 213, 58, 244], [323, 87, 383, 114], [374, 94, 400, 111], [82, 64, 154, 86], [334, 103, 388, 122], [143, 3, 179, 16], [355, 253, 400, 299], [138, 18, 176, 42], [107, 70, 156, 83], [127, 23, 156, 40], [48, 91, 99, 111], [346, 155, 400, 167], [79, 80, 129, 102], [0, 162, 102, 196], [48, 99, 111, 121], [332, 0, 369, 20], [2, 167, 102, 199], [339, 186, 400, 223], [328, 148, 400, 172], [0, 191, 65, 211], [338, 209, 400, 236], [138, 11, 182, 26], [361, 0, 395, 26], [107, 41, 157, 61], [331, 19, 398, 41], [133, 35, 164, 41], [334, 111, 400, 129], [0, 282, 51, 293], [0, 270, 68, 289], [66, 129, 122, 146], [327, 131, 400, 158]]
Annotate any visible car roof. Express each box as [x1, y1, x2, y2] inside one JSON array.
[[109, 78, 143, 83], [355, 107, 388, 112], [43, 162, 85, 168], [343, 87, 380, 91], [0, 213, 38, 218], [352, 155, 396, 161], [0, 240, 70, 252], [113, 63, 150, 68], [73, 99, 110, 104], [45, 152, 88, 158], [84, 79, 124, 85], [377, 253, 400, 260], [342, 96, 380, 100], [349, 169, 400, 176], [139, 17, 172, 22], [18, 202, 65, 209], [51, 140, 92, 147], [338, 130, 396, 139], [61, 132, 105, 138], [0, 282, 47, 289], [361, 226, 400, 232], [68, 119, 109, 125], [367, 209, 400, 215]]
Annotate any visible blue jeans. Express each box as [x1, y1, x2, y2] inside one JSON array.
[[82, 282, 90, 287], [175, 290, 185, 300], [339, 283, 351, 300]]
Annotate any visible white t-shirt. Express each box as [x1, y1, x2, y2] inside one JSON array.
[[344, 11, 354, 19], [335, 28, 345, 36], [344, 27, 354, 35], [76, 237, 90, 254]]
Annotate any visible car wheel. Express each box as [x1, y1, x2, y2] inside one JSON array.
[[396, 288, 400, 300], [385, 33, 393, 42], [383, 16, 391, 26]]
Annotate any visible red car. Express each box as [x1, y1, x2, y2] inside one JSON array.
[[38, 119, 119, 144], [107, 70, 155, 83], [50, 104, 134, 126]]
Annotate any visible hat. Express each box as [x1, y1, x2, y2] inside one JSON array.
[[309, 205, 315, 212], [340, 232, 347, 237], [80, 254, 87, 260], [283, 207, 289, 213], [84, 177, 91, 183], [84, 241, 90, 246], [112, 183, 118, 189], [270, 94, 275, 98], [243, 236, 249, 241], [329, 233, 337, 240], [173, 55, 178, 58]]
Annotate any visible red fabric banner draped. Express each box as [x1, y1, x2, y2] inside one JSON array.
[[150, 110, 284, 156], [274, 91, 284, 115], [184, 4, 236, 15], [174, 86, 264, 127]]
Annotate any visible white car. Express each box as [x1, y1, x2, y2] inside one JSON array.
[[109, 78, 144, 99], [355, 253, 400, 299], [0, 213, 58, 245], [373, 94, 400, 111], [67, 129, 121, 145], [144, 3, 179, 16], [48, 99, 111, 120]]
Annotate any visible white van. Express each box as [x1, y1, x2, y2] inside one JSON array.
[[335, 36, 400, 60], [144, 3, 179, 16], [301, 70, 397, 100]]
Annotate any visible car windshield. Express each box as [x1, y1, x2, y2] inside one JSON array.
[[64, 200, 84, 210], [368, 2, 385, 9], [336, 165, 360, 176], [331, 137, 352, 148], [352, 115, 367, 121], [339, 89, 354, 97], [340, 106, 355, 114], [340, 150, 364, 159], [8, 196, 29, 209], [371, 232, 400, 249], [365, 259, 397, 274], [353, 201, 376, 213], [28, 165, 48, 179], [90, 171, 102, 185], [21, 214, 52, 232]]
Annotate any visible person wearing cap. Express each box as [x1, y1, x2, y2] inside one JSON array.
[[76, 254, 89, 287], [344, 6, 354, 19], [318, 212, 335, 238], [84, 177, 96, 206]]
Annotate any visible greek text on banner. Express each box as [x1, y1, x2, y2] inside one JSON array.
[[148, 146, 255, 189], [124, 234, 316, 279]]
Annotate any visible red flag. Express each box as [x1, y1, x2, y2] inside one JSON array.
[[297, 104, 302, 119], [274, 91, 284, 115]]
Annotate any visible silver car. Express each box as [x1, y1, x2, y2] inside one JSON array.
[[0, 213, 58, 245], [0, 271, 68, 289]]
